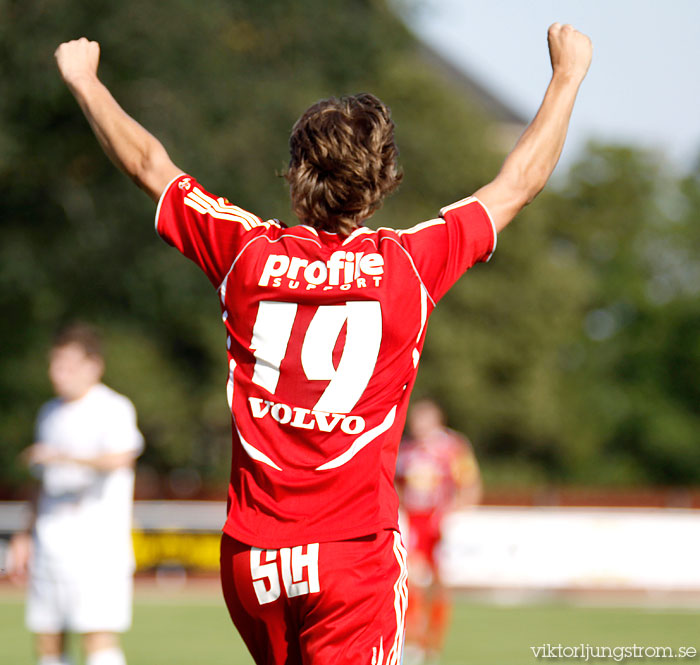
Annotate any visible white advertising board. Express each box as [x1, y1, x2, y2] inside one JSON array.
[[438, 507, 700, 591], [2, 502, 699, 590]]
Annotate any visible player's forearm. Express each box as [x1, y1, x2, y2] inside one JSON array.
[[474, 24, 591, 232], [68, 75, 172, 200], [69, 449, 138, 472], [498, 71, 583, 203], [29, 441, 137, 472]]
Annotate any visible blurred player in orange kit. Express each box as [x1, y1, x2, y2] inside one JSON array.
[[53, 23, 591, 665], [396, 399, 482, 665]]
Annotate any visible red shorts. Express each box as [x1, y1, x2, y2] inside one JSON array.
[[406, 512, 442, 568], [220, 529, 408, 665]]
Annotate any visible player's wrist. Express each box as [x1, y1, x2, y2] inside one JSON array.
[[64, 71, 100, 96], [550, 67, 585, 87]]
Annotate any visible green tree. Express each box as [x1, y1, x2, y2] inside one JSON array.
[[2, 0, 698, 493], [541, 145, 700, 485], [0, 0, 499, 492]]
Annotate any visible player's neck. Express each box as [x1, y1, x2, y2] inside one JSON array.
[[59, 381, 100, 402]]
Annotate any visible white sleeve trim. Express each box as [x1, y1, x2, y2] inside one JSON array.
[[440, 195, 497, 262], [154, 172, 187, 238], [397, 218, 446, 236], [473, 195, 498, 262]]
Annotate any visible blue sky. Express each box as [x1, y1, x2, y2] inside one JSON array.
[[398, 0, 700, 174]]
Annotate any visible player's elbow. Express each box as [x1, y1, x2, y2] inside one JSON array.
[[528, 166, 551, 202], [506, 164, 548, 208], [124, 150, 153, 191], [132, 144, 176, 201]]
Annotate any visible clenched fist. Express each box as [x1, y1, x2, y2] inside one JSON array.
[[547, 23, 592, 82], [54, 37, 100, 88]]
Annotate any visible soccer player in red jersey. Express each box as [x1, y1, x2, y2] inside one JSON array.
[[396, 399, 482, 665], [54, 24, 591, 665]]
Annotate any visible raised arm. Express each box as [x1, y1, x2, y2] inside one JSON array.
[[474, 23, 592, 232], [24, 441, 140, 472], [55, 38, 181, 202]]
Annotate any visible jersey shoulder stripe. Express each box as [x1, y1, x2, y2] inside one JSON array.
[[184, 187, 276, 230]]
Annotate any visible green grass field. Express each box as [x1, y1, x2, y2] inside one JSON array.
[[1, 586, 697, 664]]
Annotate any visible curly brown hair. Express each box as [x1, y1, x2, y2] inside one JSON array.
[[285, 93, 403, 235]]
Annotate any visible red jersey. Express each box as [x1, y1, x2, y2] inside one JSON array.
[[156, 174, 496, 548], [396, 429, 478, 515]]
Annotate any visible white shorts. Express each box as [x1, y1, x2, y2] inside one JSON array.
[[26, 570, 133, 634]]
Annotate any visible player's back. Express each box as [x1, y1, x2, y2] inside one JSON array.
[[218, 222, 431, 545], [156, 175, 496, 547]]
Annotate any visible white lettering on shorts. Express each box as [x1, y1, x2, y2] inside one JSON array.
[[250, 543, 320, 605]]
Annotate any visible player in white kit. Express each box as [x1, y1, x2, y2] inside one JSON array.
[[8, 324, 143, 665]]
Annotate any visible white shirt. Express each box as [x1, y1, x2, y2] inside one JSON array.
[[32, 383, 143, 579]]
